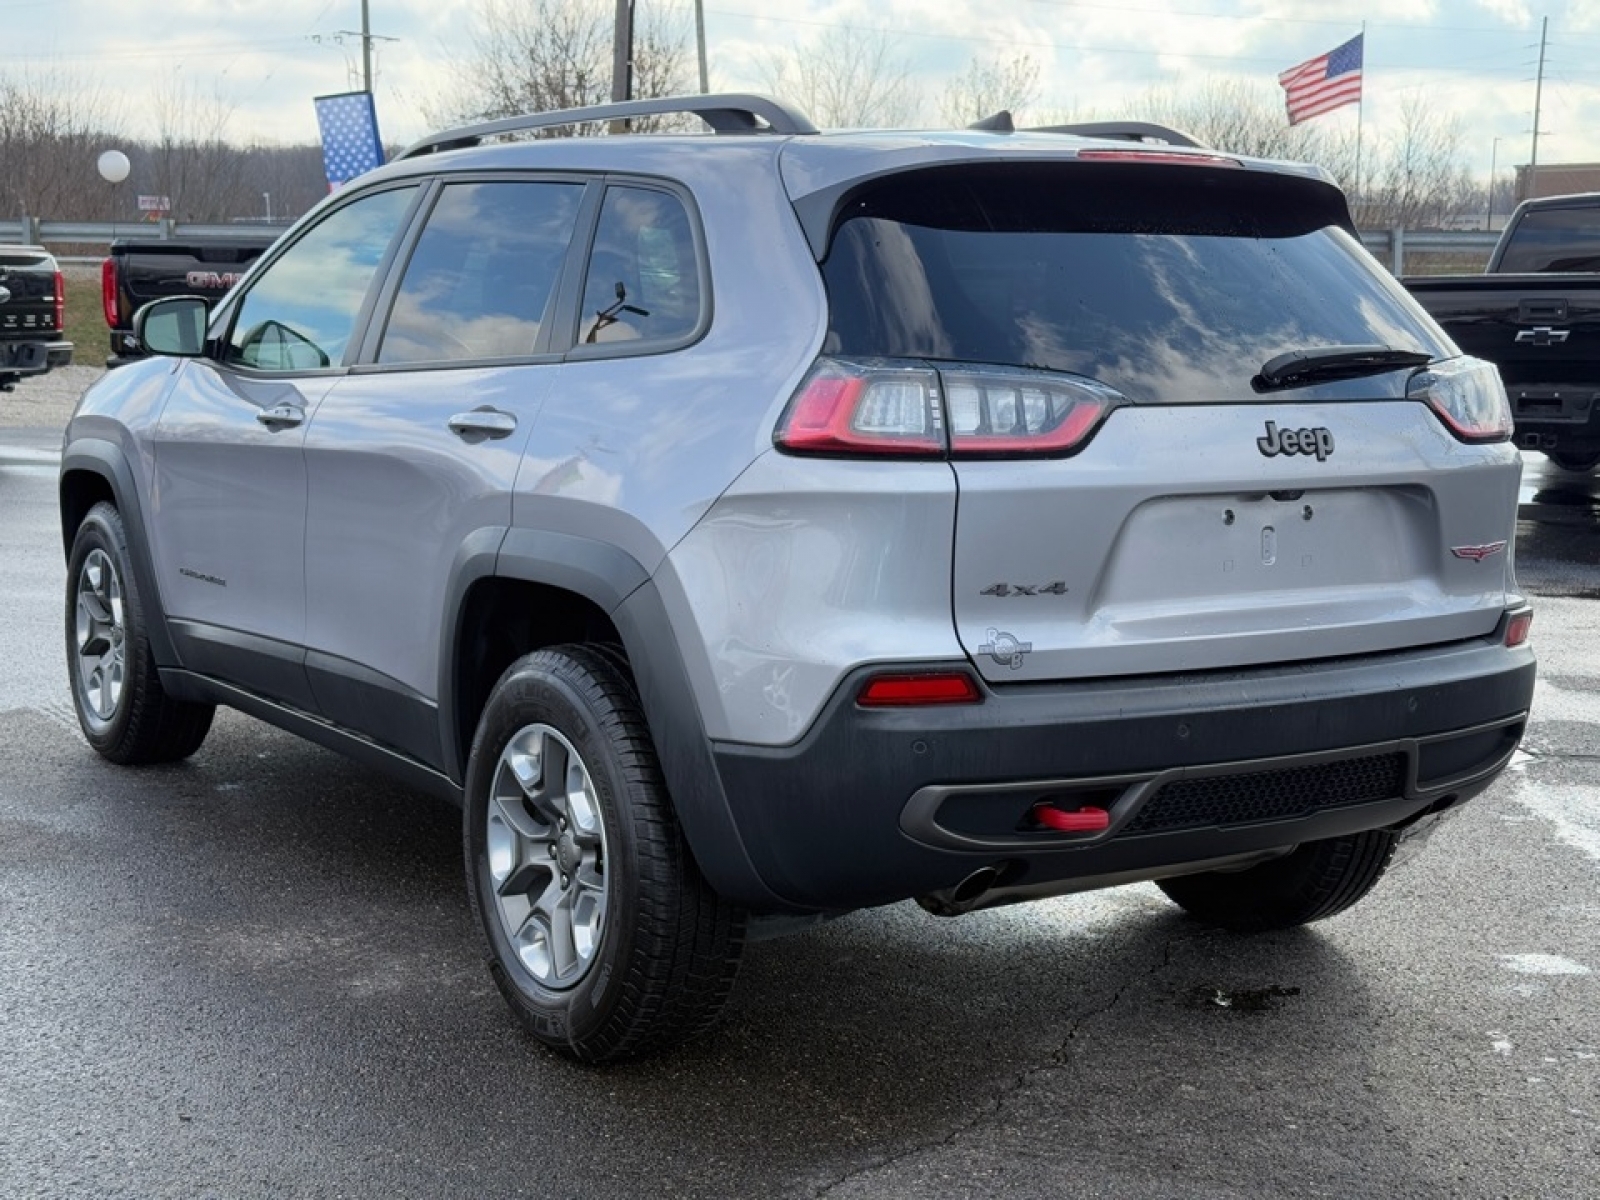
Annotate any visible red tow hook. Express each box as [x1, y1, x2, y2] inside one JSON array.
[[1031, 802, 1111, 833]]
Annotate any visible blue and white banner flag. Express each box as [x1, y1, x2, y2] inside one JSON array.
[[314, 91, 384, 189]]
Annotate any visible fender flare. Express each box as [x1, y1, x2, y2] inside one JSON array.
[[59, 436, 179, 668], [445, 528, 784, 910]]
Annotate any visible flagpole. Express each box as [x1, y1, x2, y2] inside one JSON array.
[[1353, 23, 1366, 218]]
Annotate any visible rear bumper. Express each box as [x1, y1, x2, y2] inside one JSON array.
[[1, 338, 69, 379], [1507, 383, 1600, 458], [709, 625, 1535, 912]]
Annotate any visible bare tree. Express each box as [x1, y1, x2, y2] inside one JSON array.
[[146, 80, 249, 222], [759, 27, 923, 129], [429, 0, 691, 133], [940, 54, 1039, 127], [1135, 79, 1353, 172], [0, 67, 122, 221], [1363, 94, 1475, 229]]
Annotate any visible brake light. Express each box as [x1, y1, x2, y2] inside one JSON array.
[[53, 269, 65, 333], [1407, 356, 1511, 443], [775, 358, 1124, 459], [858, 671, 982, 707], [1075, 149, 1241, 168], [101, 258, 119, 328]]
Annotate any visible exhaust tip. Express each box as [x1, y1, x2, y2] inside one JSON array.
[[916, 864, 1002, 917]]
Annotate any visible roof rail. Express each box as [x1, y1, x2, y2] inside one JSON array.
[[398, 93, 819, 159], [1030, 120, 1204, 149]]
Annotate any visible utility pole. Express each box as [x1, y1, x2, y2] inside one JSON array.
[[327, 5, 394, 94], [361, 0, 372, 94], [612, 0, 635, 104], [1530, 15, 1547, 180], [695, 0, 709, 94]]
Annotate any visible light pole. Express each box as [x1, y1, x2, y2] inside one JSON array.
[[1487, 137, 1502, 231]]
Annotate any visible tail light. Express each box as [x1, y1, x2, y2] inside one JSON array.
[[53, 269, 65, 333], [101, 258, 119, 329], [775, 358, 1124, 459], [1408, 356, 1512, 443], [777, 360, 943, 456]]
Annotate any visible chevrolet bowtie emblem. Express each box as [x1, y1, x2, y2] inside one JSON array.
[[1514, 326, 1571, 346]]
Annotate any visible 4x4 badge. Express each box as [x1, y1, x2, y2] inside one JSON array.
[[1257, 420, 1334, 461]]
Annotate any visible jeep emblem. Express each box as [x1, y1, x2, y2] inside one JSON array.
[[1257, 420, 1334, 461]]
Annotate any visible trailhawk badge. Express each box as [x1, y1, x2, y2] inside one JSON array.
[[1451, 541, 1508, 563], [1257, 420, 1335, 461]]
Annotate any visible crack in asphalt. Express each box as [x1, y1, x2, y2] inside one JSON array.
[[807, 933, 1195, 1199]]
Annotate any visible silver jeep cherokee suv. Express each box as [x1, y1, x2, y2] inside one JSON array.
[[60, 95, 1536, 1062]]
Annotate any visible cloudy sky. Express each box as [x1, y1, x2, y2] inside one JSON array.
[[8, 0, 1600, 180]]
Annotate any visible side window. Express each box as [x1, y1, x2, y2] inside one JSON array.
[[378, 180, 583, 364], [224, 186, 416, 372], [577, 186, 702, 347]]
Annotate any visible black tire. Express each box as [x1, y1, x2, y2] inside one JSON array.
[[1545, 450, 1600, 473], [1156, 829, 1399, 932], [65, 502, 214, 764], [463, 645, 745, 1062]]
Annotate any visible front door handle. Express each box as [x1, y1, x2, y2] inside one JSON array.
[[256, 403, 304, 428], [448, 408, 518, 440]]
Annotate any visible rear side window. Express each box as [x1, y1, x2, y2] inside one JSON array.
[[577, 186, 702, 348], [378, 180, 583, 364], [1496, 207, 1600, 273], [822, 164, 1451, 403]]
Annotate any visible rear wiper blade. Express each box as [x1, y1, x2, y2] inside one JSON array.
[[1254, 345, 1432, 392]]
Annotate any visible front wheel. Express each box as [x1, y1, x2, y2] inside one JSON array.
[[1545, 449, 1600, 473], [1156, 829, 1398, 932], [66, 502, 214, 764], [464, 645, 744, 1062]]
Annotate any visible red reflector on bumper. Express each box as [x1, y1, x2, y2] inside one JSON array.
[[857, 672, 982, 707], [1505, 610, 1533, 647]]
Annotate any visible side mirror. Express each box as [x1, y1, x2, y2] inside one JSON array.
[[132, 296, 209, 357]]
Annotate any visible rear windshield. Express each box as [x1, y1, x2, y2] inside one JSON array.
[[1497, 206, 1600, 273], [821, 164, 1450, 403]]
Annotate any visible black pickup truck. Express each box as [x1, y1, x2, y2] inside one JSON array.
[[1404, 192, 1600, 472], [102, 231, 281, 364], [0, 244, 72, 391]]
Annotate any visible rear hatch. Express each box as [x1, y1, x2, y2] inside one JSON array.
[[804, 156, 1519, 684], [0, 247, 61, 339]]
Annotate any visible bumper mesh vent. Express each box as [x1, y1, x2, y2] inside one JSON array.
[[1123, 752, 1407, 836]]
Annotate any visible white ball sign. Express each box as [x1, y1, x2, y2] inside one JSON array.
[[97, 150, 131, 184]]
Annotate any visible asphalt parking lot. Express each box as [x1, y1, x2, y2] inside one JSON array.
[[1, 385, 1596, 1199]]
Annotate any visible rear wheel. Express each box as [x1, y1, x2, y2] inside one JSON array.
[[66, 502, 214, 764], [464, 645, 744, 1062], [1156, 829, 1398, 932]]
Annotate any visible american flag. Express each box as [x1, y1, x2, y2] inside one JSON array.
[[1278, 34, 1364, 126], [314, 91, 385, 190]]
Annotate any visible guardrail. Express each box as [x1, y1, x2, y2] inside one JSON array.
[[2, 219, 1498, 275], [0, 217, 290, 247]]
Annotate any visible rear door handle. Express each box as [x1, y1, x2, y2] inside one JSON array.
[[448, 409, 517, 440], [256, 403, 304, 428]]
